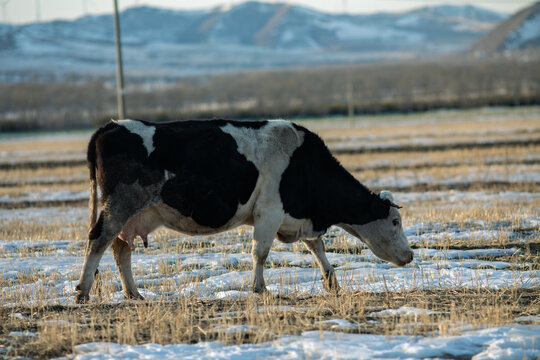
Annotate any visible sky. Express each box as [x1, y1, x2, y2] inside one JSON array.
[[1, 0, 537, 24]]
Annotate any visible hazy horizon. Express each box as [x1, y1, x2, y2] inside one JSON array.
[[2, 0, 537, 25]]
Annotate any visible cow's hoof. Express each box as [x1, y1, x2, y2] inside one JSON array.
[[125, 292, 144, 301], [323, 284, 340, 293], [322, 276, 340, 293], [75, 293, 90, 304], [75, 284, 90, 303], [252, 286, 267, 294]]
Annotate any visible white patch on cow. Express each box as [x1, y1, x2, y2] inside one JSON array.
[[114, 119, 156, 156], [221, 120, 306, 245], [220, 120, 304, 172]]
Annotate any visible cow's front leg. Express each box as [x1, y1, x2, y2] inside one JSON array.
[[251, 235, 273, 294], [303, 237, 339, 293], [252, 212, 282, 293]]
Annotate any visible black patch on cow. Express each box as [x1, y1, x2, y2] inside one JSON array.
[[215, 119, 268, 129], [279, 126, 390, 232], [152, 118, 268, 130], [152, 120, 260, 228], [89, 119, 261, 229], [92, 124, 163, 198]]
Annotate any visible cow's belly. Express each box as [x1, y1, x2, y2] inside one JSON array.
[[118, 192, 320, 247], [277, 215, 323, 243], [118, 203, 324, 248], [119, 202, 254, 248], [155, 202, 253, 235], [118, 175, 262, 247]]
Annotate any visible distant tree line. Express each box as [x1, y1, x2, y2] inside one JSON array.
[[1, 57, 539, 131]]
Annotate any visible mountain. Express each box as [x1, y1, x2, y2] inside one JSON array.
[[472, 1, 540, 54], [0, 2, 506, 80]]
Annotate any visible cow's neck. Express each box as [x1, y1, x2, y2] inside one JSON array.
[[311, 166, 386, 232], [281, 129, 389, 233]]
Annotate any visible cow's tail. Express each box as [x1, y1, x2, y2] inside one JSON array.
[[87, 130, 99, 230], [87, 122, 114, 230], [85, 122, 117, 288]]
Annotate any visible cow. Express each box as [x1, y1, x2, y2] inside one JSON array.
[[75, 119, 413, 303]]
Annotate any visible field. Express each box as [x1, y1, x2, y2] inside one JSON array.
[[0, 107, 539, 359]]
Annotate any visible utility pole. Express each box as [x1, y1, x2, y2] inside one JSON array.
[[0, 0, 9, 23], [113, 0, 126, 119], [35, 0, 40, 22]]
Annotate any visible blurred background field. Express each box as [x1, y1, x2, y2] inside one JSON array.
[[1, 1, 540, 130]]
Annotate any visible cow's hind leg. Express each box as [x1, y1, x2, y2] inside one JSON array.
[[76, 212, 126, 303], [111, 237, 143, 300], [76, 179, 160, 303], [302, 237, 340, 293]]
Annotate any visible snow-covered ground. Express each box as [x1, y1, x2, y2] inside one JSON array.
[[70, 325, 540, 360]]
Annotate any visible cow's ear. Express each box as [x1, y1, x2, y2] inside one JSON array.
[[379, 191, 402, 209], [388, 201, 402, 209]]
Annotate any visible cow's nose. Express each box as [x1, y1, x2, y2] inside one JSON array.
[[395, 250, 414, 267]]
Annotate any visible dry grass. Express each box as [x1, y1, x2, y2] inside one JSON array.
[[1, 288, 538, 359], [0, 183, 88, 198], [0, 165, 87, 182], [0, 221, 85, 243], [0, 137, 88, 153], [335, 144, 540, 169], [323, 131, 540, 150], [306, 108, 540, 136], [356, 163, 539, 183]]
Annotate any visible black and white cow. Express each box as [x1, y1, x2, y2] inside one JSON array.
[[76, 119, 413, 303]]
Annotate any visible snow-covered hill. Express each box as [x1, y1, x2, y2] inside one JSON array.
[[0, 2, 506, 80], [504, 4, 540, 49], [472, 2, 540, 54]]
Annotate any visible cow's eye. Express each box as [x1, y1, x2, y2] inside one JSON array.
[[392, 219, 399, 226]]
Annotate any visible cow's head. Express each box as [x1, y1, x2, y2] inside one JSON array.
[[340, 191, 413, 266]]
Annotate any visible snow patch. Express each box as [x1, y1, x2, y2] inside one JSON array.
[[70, 325, 540, 360], [9, 331, 37, 338], [514, 315, 540, 323], [368, 306, 440, 317], [320, 319, 358, 330]]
